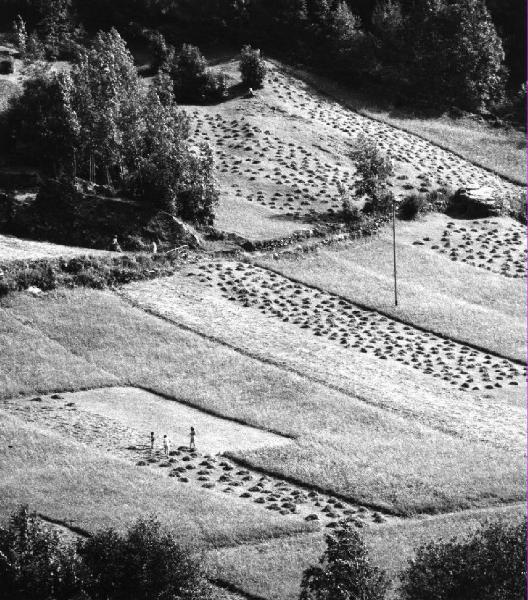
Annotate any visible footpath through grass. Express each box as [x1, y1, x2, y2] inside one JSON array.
[[1, 289, 524, 516]]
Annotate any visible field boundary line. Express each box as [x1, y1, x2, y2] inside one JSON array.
[[252, 260, 527, 366], [0, 382, 122, 402], [270, 59, 525, 188], [224, 455, 400, 517], [211, 578, 270, 600], [137, 385, 297, 442], [117, 292, 515, 456], [38, 514, 91, 537]]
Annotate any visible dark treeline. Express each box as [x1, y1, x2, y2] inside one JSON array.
[[0, 0, 525, 115]]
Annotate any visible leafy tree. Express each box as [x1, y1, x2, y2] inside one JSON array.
[[126, 83, 217, 225], [400, 522, 526, 600], [0, 506, 82, 600], [8, 29, 218, 226], [7, 70, 80, 176], [350, 134, 394, 214], [36, 0, 77, 59], [72, 28, 142, 183], [408, 0, 506, 111], [12, 15, 27, 55], [80, 516, 213, 600], [239, 45, 267, 89], [170, 44, 209, 103], [148, 30, 175, 73], [299, 521, 388, 600]]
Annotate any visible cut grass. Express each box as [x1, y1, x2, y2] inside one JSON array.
[[208, 503, 526, 600], [3, 288, 524, 516], [123, 273, 525, 451], [257, 216, 526, 362], [0, 411, 313, 548], [277, 60, 526, 186]]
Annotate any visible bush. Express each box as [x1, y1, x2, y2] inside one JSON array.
[[398, 194, 424, 220], [299, 521, 388, 600], [79, 516, 212, 600], [239, 45, 267, 89], [0, 506, 82, 600], [0, 57, 14, 74], [400, 522, 526, 600], [170, 43, 209, 103], [351, 134, 394, 211], [511, 192, 526, 224], [15, 262, 57, 291], [203, 71, 228, 102]]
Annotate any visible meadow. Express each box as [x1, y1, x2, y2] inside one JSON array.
[[0, 51, 525, 600], [208, 503, 526, 600], [257, 215, 526, 362], [1, 289, 524, 517], [0, 411, 312, 548]]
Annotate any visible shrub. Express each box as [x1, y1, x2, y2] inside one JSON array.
[[203, 71, 228, 102], [79, 516, 212, 600], [148, 31, 174, 73], [170, 44, 209, 103], [0, 57, 14, 74], [351, 134, 394, 210], [511, 192, 526, 224], [398, 194, 424, 220], [299, 521, 388, 600], [239, 45, 267, 89], [15, 263, 57, 291], [0, 506, 82, 600], [426, 188, 451, 212], [400, 522, 526, 600]]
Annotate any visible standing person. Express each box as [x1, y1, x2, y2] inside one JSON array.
[[163, 434, 170, 457], [150, 431, 155, 452], [111, 235, 122, 252], [189, 427, 196, 451], [151, 239, 158, 254]]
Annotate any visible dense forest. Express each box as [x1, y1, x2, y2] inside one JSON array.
[[0, 0, 525, 115]]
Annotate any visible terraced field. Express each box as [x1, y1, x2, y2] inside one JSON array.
[[412, 218, 526, 278], [190, 261, 524, 393], [0, 55, 525, 600], [188, 61, 523, 241]]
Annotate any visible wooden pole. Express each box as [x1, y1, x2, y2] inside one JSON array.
[[393, 199, 398, 307]]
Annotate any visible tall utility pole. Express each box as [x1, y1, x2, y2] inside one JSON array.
[[392, 200, 398, 306]]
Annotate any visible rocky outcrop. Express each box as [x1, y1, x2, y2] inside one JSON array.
[[451, 186, 501, 216]]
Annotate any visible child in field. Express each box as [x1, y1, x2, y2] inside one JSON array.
[[163, 434, 170, 457], [189, 427, 196, 451], [150, 431, 155, 451]]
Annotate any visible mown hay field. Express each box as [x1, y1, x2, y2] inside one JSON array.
[[1, 289, 524, 517]]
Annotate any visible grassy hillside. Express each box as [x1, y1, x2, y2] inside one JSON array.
[[209, 504, 526, 600], [1, 289, 524, 516], [257, 215, 526, 362], [0, 411, 312, 547]]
